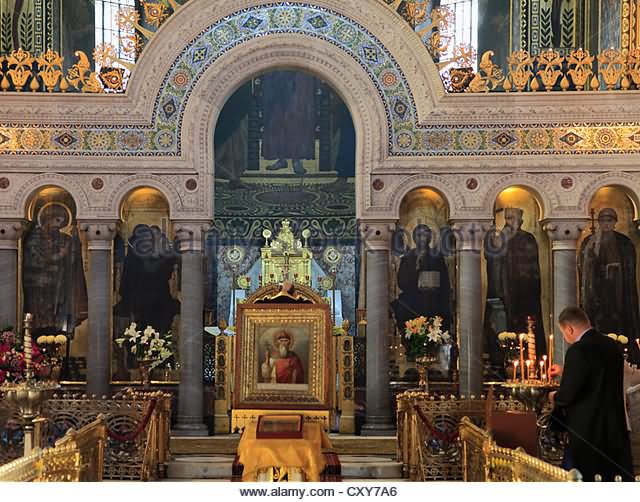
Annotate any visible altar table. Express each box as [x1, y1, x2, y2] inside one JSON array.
[[237, 421, 332, 482]]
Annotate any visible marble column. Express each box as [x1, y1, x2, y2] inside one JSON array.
[[80, 221, 117, 397], [173, 221, 209, 436], [451, 220, 490, 397], [543, 219, 587, 364], [0, 220, 25, 328], [360, 220, 396, 436]]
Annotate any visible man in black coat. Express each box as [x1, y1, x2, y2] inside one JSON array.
[[550, 307, 634, 481]]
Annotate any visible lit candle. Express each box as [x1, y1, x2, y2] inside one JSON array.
[[513, 360, 518, 381], [519, 333, 525, 383], [542, 355, 548, 381], [526, 359, 531, 381], [540, 360, 545, 382]]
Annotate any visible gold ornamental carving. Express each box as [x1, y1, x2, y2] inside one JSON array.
[[536, 49, 563, 91], [598, 48, 626, 90], [505, 50, 534, 92], [468, 51, 504, 92], [566, 48, 594, 91]]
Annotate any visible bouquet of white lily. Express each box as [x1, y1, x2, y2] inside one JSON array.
[[116, 322, 174, 369]]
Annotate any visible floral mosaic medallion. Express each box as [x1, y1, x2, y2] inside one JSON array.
[[118, 131, 148, 151], [171, 69, 191, 89], [592, 128, 618, 150], [380, 70, 399, 88], [19, 129, 44, 150], [88, 131, 113, 151], [457, 130, 482, 150], [423, 130, 452, 151], [154, 130, 175, 150], [334, 22, 358, 44], [396, 132, 414, 149], [526, 129, 550, 149], [213, 24, 235, 46], [272, 8, 298, 28]]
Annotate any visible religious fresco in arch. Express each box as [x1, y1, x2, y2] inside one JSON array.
[[211, 69, 357, 331], [21, 187, 88, 381], [579, 186, 640, 363], [391, 188, 456, 381], [482, 187, 551, 378], [111, 188, 180, 383]]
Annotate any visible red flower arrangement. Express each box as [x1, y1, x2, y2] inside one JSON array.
[[0, 328, 50, 385]]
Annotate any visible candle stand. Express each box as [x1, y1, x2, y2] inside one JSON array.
[[0, 314, 60, 455], [501, 381, 559, 415]]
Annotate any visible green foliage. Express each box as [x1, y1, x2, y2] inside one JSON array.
[[19, 10, 32, 52], [1, 12, 11, 53]]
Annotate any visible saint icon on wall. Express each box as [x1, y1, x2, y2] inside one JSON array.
[[579, 208, 640, 360], [22, 199, 87, 336], [484, 207, 546, 357], [392, 224, 452, 342]]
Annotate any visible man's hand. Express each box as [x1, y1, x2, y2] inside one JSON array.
[[548, 391, 557, 406], [549, 364, 563, 378]]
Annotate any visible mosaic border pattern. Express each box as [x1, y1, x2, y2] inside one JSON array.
[[1, 3, 640, 158]]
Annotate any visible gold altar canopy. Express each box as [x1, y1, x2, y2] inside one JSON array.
[[213, 220, 356, 434], [260, 219, 313, 286]]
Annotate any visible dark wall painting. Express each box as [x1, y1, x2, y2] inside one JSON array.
[[483, 187, 550, 378], [21, 187, 88, 380], [579, 187, 640, 362], [212, 69, 357, 332], [392, 188, 456, 381], [111, 188, 180, 382]]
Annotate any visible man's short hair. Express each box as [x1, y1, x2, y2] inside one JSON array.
[[558, 307, 591, 326]]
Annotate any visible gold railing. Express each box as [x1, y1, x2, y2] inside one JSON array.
[[0, 394, 23, 465], [2, 390, 171, 480], [459, 417, 582, 482], [0, 416, 106, 482], [397, 391, 524, 481], [465, 48, 640, 93]]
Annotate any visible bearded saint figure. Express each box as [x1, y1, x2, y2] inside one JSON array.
[[260, 330, 305, 384]]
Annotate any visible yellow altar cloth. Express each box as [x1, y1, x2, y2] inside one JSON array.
[[237, 421, 331, 482]]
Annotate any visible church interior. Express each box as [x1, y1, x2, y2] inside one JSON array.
[[2, 0, 640, 487]]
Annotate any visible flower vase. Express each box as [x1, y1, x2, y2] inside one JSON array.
[[138, 359, 154, 390], [415, 354, 438, 392]]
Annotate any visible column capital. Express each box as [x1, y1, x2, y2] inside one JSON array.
[[79, 221, 117, 251], [450, 220, 492, 251], [542, 218, 588, 251], [358, 220, 395, 251], [173, 220, 212, 253], [0, 220, 26, 250]]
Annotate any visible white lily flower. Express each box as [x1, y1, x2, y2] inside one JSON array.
[[144, 326, 157, 338], [427, 331, 440, 343]]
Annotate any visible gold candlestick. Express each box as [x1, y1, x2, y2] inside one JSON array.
[[548, 334, 554, 379], [519, 333, 525, 383], [527, 316, 536, 361], [513, 360, 518, 381], [23, 313, 33, 379]]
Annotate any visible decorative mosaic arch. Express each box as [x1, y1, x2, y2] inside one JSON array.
[[0, 2, 639, 159]]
